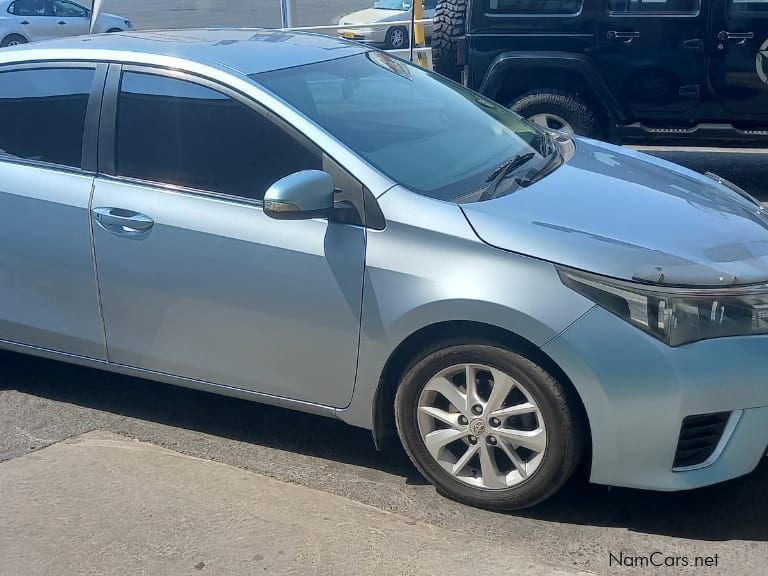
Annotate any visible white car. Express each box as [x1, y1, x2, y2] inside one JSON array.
[[338, 0, 435, 50], [0, 0, 132, 47]]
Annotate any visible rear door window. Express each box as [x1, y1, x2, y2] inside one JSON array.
[[486, 0, 583, 15], [0, 67, 94, 168]]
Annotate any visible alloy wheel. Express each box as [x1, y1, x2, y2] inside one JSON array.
[[416, 363, 547, 489], [528, 112, 575, 135]]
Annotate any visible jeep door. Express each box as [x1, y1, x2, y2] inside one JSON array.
[[593, 0, 708, 117], [710, 0, 768, 114]]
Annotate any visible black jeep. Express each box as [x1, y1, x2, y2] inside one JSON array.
[[433, 0, 768, 143]]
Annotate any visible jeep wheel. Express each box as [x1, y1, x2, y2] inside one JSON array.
[[510, 90, 603, 139], [395, 342, 585, 510], [433, 0, 467, 81]]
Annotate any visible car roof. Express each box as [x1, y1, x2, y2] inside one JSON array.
[[0, 29, 370, 75]]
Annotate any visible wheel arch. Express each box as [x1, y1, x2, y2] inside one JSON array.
[[478, 51, 627, 124], [1, 31, 31, 45], [371, 319, 592, 458]]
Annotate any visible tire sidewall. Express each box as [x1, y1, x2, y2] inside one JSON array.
[[510, 91, 602, 139], [395, 344, 579, 510], [1, 35, 28, 48]]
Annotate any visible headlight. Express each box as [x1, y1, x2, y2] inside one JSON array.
[[124, 20, 134, 29], [558, 267, 768, 346]]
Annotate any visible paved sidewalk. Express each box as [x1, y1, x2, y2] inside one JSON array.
[[0, 431, 587, 576]]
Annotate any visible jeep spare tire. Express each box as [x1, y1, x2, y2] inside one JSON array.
[[433, 0, 467, 81]]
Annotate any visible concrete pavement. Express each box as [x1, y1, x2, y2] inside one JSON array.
[[0, 431, 587, 576]]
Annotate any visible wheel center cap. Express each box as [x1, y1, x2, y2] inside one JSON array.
[[469, 419, 487, 437]]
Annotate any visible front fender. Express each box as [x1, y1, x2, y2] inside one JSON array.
[[479, 51, 627, 123]]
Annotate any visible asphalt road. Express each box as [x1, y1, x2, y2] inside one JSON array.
[[2, 3, 766, 574]]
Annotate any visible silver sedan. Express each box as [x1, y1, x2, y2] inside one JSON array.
[[1, 30, 768, 510]]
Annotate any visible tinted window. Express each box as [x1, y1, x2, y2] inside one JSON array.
[[9, 0, 49, 16], [730, 0, 768, 14], [486, 0, 582, 14], [52, 1, 87, 17], [116, 72, 321, 200], [609, 0, 700, 13], [0, 67, 93, 168], [258, 53, 547, 201]]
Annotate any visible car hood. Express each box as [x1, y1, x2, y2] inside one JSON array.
[[460, 138, 768, 286], [339, 8, 406, 25]]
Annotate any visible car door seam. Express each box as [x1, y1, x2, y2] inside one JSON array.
[[88, 177, 110, 362]]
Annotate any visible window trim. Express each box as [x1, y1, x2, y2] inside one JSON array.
[[0, 61, 104, 174], [99, 63, 326, 208], [607, 0, 703, 17], [484, 0, 585, 18]]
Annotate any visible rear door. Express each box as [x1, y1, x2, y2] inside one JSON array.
[[0, 64, 107, 359], [90, 65, 366, 407], [709, 0, 768, 114], [593, 0, 708, 118], [8, 0, 59, 40], [50, 0, 90, 37]]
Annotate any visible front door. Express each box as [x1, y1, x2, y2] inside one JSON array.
[[0, 65, 106, 359], [50, 0, 90, 37], [710, 0, 768, 114], [91, 68, 365, 408], [593, 0, 708, 119]]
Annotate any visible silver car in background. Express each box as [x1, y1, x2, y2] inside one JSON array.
[[339, 0, 435, 49], [0, 0, 132, 47], [1, 30, 768, 510]]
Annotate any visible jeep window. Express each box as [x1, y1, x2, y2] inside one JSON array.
[[256, 52, 558, 202], [486, 0, 583, 15], [608, 0, 700, 14], [730, 0, 768, 14]]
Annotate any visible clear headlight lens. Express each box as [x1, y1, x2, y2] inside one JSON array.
[[558, 267, 768, 346]]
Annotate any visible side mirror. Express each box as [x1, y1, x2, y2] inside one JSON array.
[[263, 170, 335, 221]]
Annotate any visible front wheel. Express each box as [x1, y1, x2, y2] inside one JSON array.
[[385, 26, 409, 50], [1, 34, 28, 48], [509, 90, 604, 140], [395, 342, 585, 510]]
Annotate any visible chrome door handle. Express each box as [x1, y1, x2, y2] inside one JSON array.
[[718, 31, 754, 44], [607, 30, 640, 42], [92, 207, 154, 235]]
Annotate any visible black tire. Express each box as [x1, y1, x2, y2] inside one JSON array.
[[432, 0, 467, 81], [385, 26, 409, 50], [395, 341, 585, 510], [1, 34, 28, 48], [509, 89, 603, 139], [106, 28, 123, 33]]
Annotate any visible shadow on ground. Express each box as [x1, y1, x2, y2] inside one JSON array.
[[1, 350, 765, 543]]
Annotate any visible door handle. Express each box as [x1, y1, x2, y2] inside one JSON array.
[[607, 30, 640, 43], [58, 20, 66, 25], [718, 31, 754, 44], [92, 207, 154, 235], [20, 20, 29, 25]]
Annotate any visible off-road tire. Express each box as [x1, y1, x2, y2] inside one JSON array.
[[433, 0, 468, 81], [510, 89, 604, 139], [395, 340, 586, 510]]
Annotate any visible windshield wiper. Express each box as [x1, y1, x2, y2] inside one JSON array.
[[514, 144, 564, 189], [479, 152, 537, 201]]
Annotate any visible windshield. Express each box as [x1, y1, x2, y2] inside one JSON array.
[[255, 52, 558, 201], [373, 0, 411, 9]]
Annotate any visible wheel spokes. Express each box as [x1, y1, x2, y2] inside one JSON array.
[[424, 375, 468, 417], [489, 402, 537, 419], [451, 443, 479, 475], [495, 427, 546, 453], [418, 405, 462, 430], [479, 444, 507, 489], [499, 441, 528, 479], [486, 368, 516, 413], [424, 428, 465, 460]]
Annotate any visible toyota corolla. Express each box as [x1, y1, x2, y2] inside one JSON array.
[[1, 30, 767, 510]]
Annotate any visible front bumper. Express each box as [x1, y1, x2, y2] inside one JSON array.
[[338, 28, 386, 45], [543, 306, 768, 491]]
